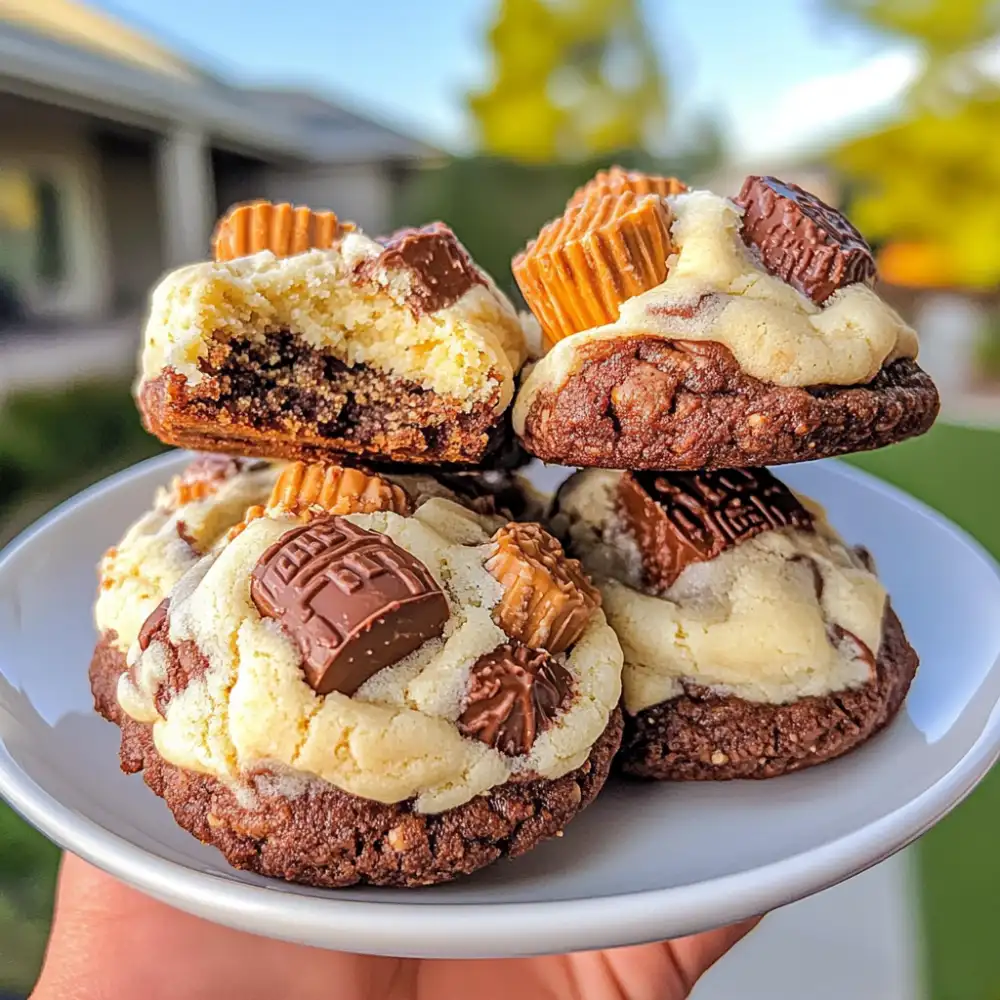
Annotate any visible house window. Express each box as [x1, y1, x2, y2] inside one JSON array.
[[0, 167, 68, 319]]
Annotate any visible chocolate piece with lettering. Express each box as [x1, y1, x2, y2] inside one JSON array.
[[250, 517, 449, 695], [735, 175, 877, 305], [459, 643, 573, 756], [359, 223, 485, 317], [618, 468, 814, 591]]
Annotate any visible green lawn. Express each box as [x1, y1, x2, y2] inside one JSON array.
[[849, 424, 1000, 1000], [0, 420, 997, 996]]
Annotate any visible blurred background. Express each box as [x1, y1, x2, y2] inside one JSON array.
[[0, 0, 998, 996]]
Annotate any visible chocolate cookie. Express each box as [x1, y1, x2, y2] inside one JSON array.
[[89, 618, 623, 889], [95, 493, 623, 887], [511, 173, 937, 469], [515, 337, 939, 469], [138, 203, 528, 467], [617, 607, 917, 780], [552, 467, 916, 780], [89, 632, 622, 888]]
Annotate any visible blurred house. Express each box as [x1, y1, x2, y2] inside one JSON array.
[[0, 0, 437, 327]]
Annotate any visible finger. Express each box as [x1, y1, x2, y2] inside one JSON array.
[[33, 854, 403, 1000], [667, 915, 765, 993]]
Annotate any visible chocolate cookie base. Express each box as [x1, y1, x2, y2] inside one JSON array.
[[89, 633, 623, 887], [618, 608, 917, 781], [138, 331, 510, 467], [519, 337, 939, 469]]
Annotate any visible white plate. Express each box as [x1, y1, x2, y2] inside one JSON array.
[[0, 451, 999, 959]]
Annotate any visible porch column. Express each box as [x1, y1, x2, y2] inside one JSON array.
[[156, 127, 214, 268]]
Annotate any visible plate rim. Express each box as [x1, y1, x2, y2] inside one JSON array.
[[0, 449, 999, 958]]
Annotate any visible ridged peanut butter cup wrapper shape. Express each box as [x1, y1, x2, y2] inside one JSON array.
[[513, 191, 673, 347], [167, 455, 247, 509], [568, 165, 688, 208], [212, 200, 355, 261], [230, 462, 411, 538], [485, 522, 601, 654]]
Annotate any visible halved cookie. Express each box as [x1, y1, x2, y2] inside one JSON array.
[[550, 466, 919, 780], [138, 203, 529, 466], [512, 174, 938, 469]]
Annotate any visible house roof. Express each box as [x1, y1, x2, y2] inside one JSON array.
[[0, 0, 197, 79], [0, 6, 435, 164]]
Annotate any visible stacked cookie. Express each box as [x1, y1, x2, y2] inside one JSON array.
[[513, 168, 936, 780], [90, 173, 939, 888], [90, 203, 623, 887]]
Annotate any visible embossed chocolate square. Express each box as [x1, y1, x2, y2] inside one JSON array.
[[251, 517, 449, 695]]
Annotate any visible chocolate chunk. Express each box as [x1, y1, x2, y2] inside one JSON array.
[[735, 175, 877, 304], [617, 468, 814, 592], [436, 471, 530, 520], [790, 554, 825, 602], [154, 639, 212, 718], [458, 643, 573, 756], [853, 545, 877, 574], [138, 599, 170, 652], [359, 223, 485, 317], [828, 624, 877, 674], [250, 516, 449, 695]]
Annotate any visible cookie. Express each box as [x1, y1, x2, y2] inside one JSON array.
[[100, 497, 623, 886], [617, 608, 915, 780], [92, 456, 280, 659], [512, 177, 938, 469], [551, 467, 918, 780], [89, 640, 622, 888], [137, 205, 529, 467]]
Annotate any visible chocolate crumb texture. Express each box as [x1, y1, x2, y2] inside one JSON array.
[[516, 337, 939, 469], [138, 332, 507, 466], [618, 608, 917, 781]]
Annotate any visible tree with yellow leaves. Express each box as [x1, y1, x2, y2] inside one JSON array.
[[829, 0, 1000, 287], [468, 0, 666, 162]]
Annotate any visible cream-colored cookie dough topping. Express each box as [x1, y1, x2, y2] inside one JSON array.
[[119, 497, 622, 814], [95, 462, 280, 653], [141, 225, 526, 413], [513, 190, 918, 432], [555, 470, 886, 713]]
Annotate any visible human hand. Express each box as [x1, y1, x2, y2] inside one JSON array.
[[32, 853, 760, 1000]]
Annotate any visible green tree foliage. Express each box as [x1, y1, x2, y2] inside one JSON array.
[[469, 0, 666, 162], [829, 0, 1000, 287]]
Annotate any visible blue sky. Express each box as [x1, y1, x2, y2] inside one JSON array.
[[92, 0, 907, 159]]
